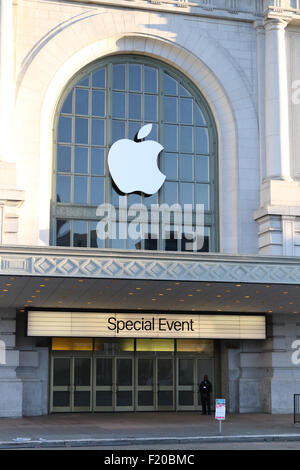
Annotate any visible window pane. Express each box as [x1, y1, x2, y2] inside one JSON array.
[[92, 119, 105, 146], [57, 146, 71, 172], [164, 96, 178, 123], [56, 220, 70, 246], [92, 90, 105, 117], [147, 123, 158, 141], [91, 148, 105, 175], [144, 66, 158, 93], [144, 95, 157, 122], [75, 88, 89, 115], [180, 182, 194, 205], [77, 76, 89, 87], [90, 177, 104, 205], [73, 220, 87, 247], [164, 153, 178, 180], [195, 156, 209, 182], [129, 64, 141, 91], [180, 98, 193, 124], [58, 116, 72, 143], [196, 183, 210, 211], [112, 92, 125, 119], [90, 221, 104, 248], [92, 68, 105, 88], [112, 64, 125, 90], [75, 117, 88, 144], [129, 94, 141, 120], [112, 120, 125, 142], [74, 176, 87, 203], [128, 121, 141, 141], [164, 181, 178, 205], [180, 85, 191, 97], [164, 73, 177, 95], [180, 126, 193, 153], [196, 127, 209, 154], [180, 154, 193, 181], [74, 147, 88, 174], [195, 103, 206, 126], [57, 175, 71, 203], [61, 90, 73, 114], [164, 125, 178, 152]]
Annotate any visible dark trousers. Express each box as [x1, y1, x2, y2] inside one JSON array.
[[201, 394, 211, 414]]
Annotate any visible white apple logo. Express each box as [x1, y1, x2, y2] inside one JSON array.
[[108, 124, 165, 195]]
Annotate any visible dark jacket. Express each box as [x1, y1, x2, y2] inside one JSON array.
[[199, 380, 212, 396]]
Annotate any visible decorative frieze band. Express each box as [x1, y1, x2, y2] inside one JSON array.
[[0, 247, 300, 284]]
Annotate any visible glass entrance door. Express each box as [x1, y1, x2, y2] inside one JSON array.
[[136, 358, 155, 411], [115, 357, 134, 411], [94, 356, 134, 411], [177, 357, 197, 410], [50, 355, 92, 412], [157, 358, 174, 410]]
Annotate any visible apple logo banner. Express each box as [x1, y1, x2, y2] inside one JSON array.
[[108, 124, 166, 195]]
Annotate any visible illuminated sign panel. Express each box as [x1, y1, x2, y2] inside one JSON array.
[[27, 311, 266, 340]]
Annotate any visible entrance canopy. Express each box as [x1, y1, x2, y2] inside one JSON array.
[[0, 246, 299, 314]]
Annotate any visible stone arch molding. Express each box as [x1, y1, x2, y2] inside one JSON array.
[[15, 20, 258, 253]]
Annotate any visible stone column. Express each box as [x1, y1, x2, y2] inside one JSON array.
[[264, 18, 291, 180], [0, 308, 22, 417]]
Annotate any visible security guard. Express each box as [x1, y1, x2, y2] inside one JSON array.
[[199, 375, 212, 415]]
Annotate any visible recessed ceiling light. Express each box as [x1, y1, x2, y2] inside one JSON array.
[[31, 295, 36, 298], [6, 283, 12, 286], [152, 298, 157, 301], [136, 287, 142, 290], [265, 285, 270, 288], [216, 295, 222, 298], [2, 289, 8, 292], [128, 293, 134, 295], [225, 290, 231, 293], [166, 288, 172, 291], [268, 310, 273, 313], [196, 289, 202, 292], [236, 284, 241, 287], [289, 301, 294, 305], [35, 290, 40, 293], [282, 292, 288, 295], [293, 311, 299, 314], [40, 284, 45, 287], [244, 296, 250, 299]]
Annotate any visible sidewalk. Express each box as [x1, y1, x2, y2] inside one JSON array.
[[0, 412, 300, 448]]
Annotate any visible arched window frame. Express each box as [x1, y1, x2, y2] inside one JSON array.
[[52, 54, 219, 252]]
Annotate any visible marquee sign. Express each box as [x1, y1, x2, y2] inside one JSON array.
[[27, 311, 266, 340]]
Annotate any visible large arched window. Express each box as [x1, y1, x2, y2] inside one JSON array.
[[53, 55, 218, 252]]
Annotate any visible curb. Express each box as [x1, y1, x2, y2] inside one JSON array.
[[1, 433, 300, 448]]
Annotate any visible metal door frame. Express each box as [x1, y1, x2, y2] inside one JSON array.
[[50, 352, 92, 413]]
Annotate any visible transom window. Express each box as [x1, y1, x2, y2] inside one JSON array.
[[52, 55, 218, 252]]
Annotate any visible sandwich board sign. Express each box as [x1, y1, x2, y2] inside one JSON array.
[[215, 398, 226, 434]]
